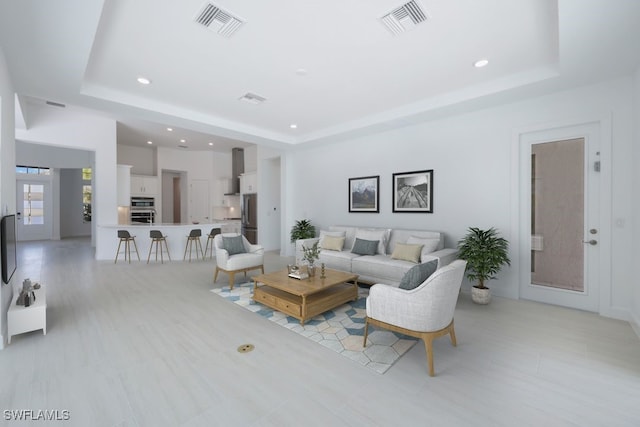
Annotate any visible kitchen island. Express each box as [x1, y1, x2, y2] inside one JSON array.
[[96, 222, 231, 261]]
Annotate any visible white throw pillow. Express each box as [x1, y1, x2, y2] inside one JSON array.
[[320, 235, 345, 251], [354, 228, 390, 255], [319, 230, 346, 249], [407, 235, 440, 262]]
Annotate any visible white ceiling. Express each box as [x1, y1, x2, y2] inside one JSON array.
[[1, 0, 639, 152]]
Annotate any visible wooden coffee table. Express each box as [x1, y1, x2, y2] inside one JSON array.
[[252, 268, 359, 326]]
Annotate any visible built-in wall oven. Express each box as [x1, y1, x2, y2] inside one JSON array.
[[130, 197, 156, 224]]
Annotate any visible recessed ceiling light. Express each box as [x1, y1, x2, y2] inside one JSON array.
[[474, 59, 489, 68], [295, 68, 308, 76], [208, 142, 214, 146], [137, 77, 151, 85], [290, 124, 298, 129], [180, 139, 186, 143], [147, 141, 153, 145], [167, 127, 173, 132]]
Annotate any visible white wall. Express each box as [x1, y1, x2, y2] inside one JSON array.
[[244, 145, 257, 172], [117, 144, 156, 175], [287, 76, 635, 321], [256, 145, 283, 252], [0, 48, 16, 349], [17, 141, 93, 168], [632, 66, 640, 336]]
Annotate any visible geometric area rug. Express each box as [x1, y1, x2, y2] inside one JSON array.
[[211, 282, 418, 374]]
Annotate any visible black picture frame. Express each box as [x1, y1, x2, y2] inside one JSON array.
[[392, 169, 433, 213], [348, 175, 380, 213]]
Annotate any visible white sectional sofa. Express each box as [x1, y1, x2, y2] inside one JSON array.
[[295, 225, 458, 287]]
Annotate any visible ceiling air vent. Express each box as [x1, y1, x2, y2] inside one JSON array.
[[195, 3, 244, 38], [238, 92, 266, 105], [380, 0, 428, 36]]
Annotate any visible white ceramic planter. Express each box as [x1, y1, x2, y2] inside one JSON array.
[[471, 286, 491, 304]]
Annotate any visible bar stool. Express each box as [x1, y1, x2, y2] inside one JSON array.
[[147, 230, 171, 264], [184, 228, 204, 262], [204, 227, 222, 259], [115, 230, 140, 263]]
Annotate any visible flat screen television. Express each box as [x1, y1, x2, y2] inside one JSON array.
[[1, 214, 17, 284]]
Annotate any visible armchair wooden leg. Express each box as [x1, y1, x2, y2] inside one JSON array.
[[229, 272, 235, 290], [449, 321, 457, 347], [363, 318, 370, 347], [214, 267, 220, 282], [424, 336, 435, 377]]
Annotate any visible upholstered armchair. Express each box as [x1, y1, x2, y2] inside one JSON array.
[[363, 259, 467, 376], [213, 233, 264, 289]]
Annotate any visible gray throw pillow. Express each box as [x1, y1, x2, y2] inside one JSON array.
[[399, 259, 438, 290], [222, 235, 246, 255], [351, 238, 379, 256]]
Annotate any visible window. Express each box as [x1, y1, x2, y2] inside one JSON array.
[[16, 165, 51, 175], [82, 168, 92, 181]]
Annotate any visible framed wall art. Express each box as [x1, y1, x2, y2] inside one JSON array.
[[392, 169, 433, 213], [348, 175, 380, 213]]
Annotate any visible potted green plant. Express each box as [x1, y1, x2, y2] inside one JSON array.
[[457, 227, 510, 304], [290, 219, 316, 243], [301, 241, 320, 276]]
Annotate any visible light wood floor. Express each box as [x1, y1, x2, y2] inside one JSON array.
[[1, 238, 639, 426]]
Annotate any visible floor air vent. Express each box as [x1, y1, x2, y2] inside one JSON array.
[[195, 3, 244, 38], [381, 0, 428, 36]]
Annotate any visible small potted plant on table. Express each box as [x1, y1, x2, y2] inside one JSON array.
[[457, 227, 510, 304], [301, 241, 320, 276]]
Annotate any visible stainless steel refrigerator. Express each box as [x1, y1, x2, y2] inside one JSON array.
[[242, 193, 258, 244]]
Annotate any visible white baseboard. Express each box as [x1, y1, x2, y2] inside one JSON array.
[[0, 333, 4, 350]]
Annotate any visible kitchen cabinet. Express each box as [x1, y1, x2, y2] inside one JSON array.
[[240, 172, 257, 194], [131, 175, 158, 195]]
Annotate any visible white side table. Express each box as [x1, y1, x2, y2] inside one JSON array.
[[8, 286, 47, 344]]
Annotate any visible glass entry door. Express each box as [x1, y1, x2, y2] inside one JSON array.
[[531, 138, 585, 291], [519, 124, 600, 312], [16, 180, 52, 241]]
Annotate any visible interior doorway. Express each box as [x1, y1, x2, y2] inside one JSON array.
[[161, 170, 186, 224], [173, 177, 181, 223]]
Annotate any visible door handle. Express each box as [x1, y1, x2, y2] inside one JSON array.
[[583, 239, 598, 246]]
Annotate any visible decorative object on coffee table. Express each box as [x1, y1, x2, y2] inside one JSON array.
[[457, 227, 510, 304], [392, 169, 433, 213], [301, 241, 320, 276], [348, 175, 380, 213]]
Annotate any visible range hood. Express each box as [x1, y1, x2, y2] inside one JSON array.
[[225, 147, 244, 195]]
